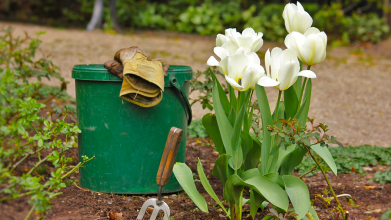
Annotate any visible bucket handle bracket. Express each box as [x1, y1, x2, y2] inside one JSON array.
[[170, 78, 192, 125]]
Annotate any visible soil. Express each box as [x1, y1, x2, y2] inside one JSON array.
[[1, 138, 391, 220], [1, 21, 391, 219]]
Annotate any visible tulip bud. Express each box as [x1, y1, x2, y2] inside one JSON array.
[[283, 1, 313, 34], [284, 27, 327, 66]]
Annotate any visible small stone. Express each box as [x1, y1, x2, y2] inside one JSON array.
[[212, 151, 219, 156]]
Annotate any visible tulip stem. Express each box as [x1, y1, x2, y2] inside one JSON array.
[[274, 91, 282, 123], [299, 65, 311, 105]]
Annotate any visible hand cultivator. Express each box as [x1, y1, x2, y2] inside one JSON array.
[[137, 127, 183, 220]]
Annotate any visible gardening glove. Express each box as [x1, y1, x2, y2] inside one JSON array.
[[103, 60, 123, 79], [106, 46, 169, 107]]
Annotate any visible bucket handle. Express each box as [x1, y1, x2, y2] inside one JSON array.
[[170, 78, 192, 125]]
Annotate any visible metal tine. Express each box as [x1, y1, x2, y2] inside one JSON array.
[[136, 198, 170, 220]]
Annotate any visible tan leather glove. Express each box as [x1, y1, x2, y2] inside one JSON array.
[[105, 46, 169, 107]]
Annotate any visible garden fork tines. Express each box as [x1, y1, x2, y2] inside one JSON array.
[[136, 127, 183, 220]]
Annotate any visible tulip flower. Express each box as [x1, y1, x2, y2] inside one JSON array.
[[208, 51, 279, 91], [284, 27, 327, 66], [215, 28, 264, 55], [282, 1, 313, 34], [262, 47, 316, 91]]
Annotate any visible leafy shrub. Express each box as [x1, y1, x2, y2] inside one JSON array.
[[0, 27, 92, 219], [372, 168, 391, 184], [176, 0, 242, 35], [187, 119, 208, 138], [245, 4, 286, 42]]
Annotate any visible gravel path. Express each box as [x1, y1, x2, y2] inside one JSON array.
[[2, 21, 390, 147]]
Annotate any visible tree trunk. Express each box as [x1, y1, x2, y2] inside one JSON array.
[[87, 0, 104, 31]]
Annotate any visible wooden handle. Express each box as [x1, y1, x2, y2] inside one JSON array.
[[156, 127, 183, 187]]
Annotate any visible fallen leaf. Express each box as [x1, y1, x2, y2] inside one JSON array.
[[364, 186, 376, 189], [108, 211, 122, 219], [364, 209, 382, 214]]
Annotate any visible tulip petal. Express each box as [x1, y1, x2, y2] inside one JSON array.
[[241, 68, 256, 91], [252, 38, 264, 52], [277, 61, 299, 91], [216, 34, 229, 47], [207, 56, 220, 66], [265, 49, 271, 77], [270, 47, 283, 80], [225, 75, 243, 91], [292, 11, 313, 34], [214, 47, 229, 60], [222, 41, 239, 55], [219, 57, 229, 75], [228, 54, 249, 80], [298, 70, 316, 78], [257, 75, 280, 87], [242, 28, 256, 38], [237, 37, 253, 53], [304, 27, 320, 37]]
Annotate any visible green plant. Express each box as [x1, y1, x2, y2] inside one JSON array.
[[187, 119, 208, 138], [382, 210, 391, 220], [245, 4, 286, 42], [190, 67, 225, 111], [176, 0, 242, 35], [372, 168, 391, 184], [296, 145, 391, 176], [0, 27, 92, 219]]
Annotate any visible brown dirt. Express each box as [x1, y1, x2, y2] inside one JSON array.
[[1, 138, 390, 220], [0, 21, 390, 147]]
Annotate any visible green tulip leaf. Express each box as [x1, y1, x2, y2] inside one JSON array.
[[311, 144, 338, 175], [308, 205, 320, 220], [250, 189, 266, 218], [284, 85, 299, 119], [265, 173, 285, 189], [279, 145, 308, 175], [299, 79, 312, 125], [234, 169, 289, 211], [211, 71, 230, 114], [212, 82, 233, 155], [228, 108, 236, 126], [197, 159, 227, 214], [173, 163, 209, 213], [227, 83, 237, 112], [231, 105, 246, 170], [202, 113, 225, 154], [212, 154, 233, 187], [282, 175, 310, 219], [243, 136, 262, 171], [241, 131, 253, 160], [255, 85, 273, 174]]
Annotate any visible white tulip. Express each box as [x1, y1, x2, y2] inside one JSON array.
[[214, 28, 264, 55], [284, 27, 327, 66], [262, 47, 316, 91], [208, 52, 278, 91], [283, 1, 313, 34]]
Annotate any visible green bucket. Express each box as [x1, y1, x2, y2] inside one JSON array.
[[72, 64, 192, 194]]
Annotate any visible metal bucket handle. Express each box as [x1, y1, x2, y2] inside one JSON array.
[[170, 77, 192, 125]]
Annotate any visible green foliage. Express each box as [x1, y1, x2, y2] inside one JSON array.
[[245, 4, 286, 42], [382, 210, 391, 220], [314, 3, 389, 44], [297, 145, 391, 176], [190, 67, 226, 111], [187, 119, 208, 138], [176, 0, 241, 35], [372, 168, 391, 184], [0, 27, 92, 219]]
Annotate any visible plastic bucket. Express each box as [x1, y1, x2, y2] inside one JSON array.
[[72, 64, 192, 194]]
